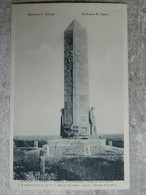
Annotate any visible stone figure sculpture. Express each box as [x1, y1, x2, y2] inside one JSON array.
[[60, 108, 64, 137], [89, 107, 97, 135]]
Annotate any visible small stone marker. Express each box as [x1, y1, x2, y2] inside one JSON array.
[[34, 141, 38, 148]]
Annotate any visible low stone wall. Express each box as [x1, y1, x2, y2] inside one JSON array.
[[47, 139, 106, 157]]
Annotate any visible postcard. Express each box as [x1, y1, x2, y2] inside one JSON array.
[[10, 3, 129, 189]]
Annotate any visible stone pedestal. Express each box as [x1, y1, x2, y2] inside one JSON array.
[[47, 139, 106, 157]]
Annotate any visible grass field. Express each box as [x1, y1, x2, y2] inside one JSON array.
[[14, 142, 124, 181]]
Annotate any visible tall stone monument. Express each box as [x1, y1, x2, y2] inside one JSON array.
[[63, 20, 90, 137]]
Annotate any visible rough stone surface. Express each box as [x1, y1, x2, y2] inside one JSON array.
[[64, 20, 89, 135], [0, 0, 145, 194]]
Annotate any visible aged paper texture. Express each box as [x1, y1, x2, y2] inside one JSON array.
[[10, 3, 129, 189]]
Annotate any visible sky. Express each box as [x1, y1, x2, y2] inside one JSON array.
[[12, 4, 127, 136]]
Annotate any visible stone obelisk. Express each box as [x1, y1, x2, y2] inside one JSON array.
[[63, 20, 89, 137]]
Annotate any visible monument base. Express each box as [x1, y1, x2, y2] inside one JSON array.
[[47, 138, 106, 157]]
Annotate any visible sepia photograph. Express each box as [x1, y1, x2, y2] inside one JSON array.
[[10, 3, 129, 189]]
